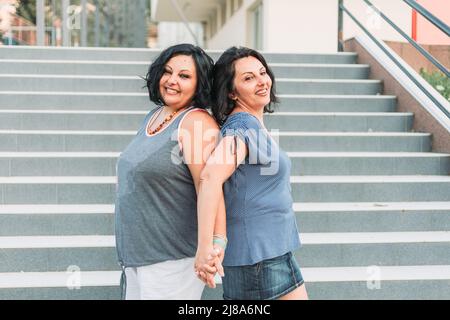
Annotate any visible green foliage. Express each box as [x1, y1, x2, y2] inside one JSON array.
[[16, 0, 37, 23], [420, 68, 450, 101]]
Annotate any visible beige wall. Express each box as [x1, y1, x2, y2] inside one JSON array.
[[416, 0, 450, 45], [386, 41, 450, 74]]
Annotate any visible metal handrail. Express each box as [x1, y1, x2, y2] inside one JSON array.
[[364, 0, 449, 77], [403, 0, 450, 37], [337, 0, 449, 120], [339, 0, 449, 77]]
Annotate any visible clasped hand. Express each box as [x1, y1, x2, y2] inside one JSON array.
[[194, 245, 225, 288]]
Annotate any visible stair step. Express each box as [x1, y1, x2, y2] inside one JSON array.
[[0, 75, 382, 95], [0, 131, 431, 152], [291, 175, 450, 202], [0, 60, 370, 79], [277, 132, 431, 152], [0, 92, 397, 112], [1, 202, 449, 235], [1, 175, 449, 204], [288, 152, 450, 175], [0, 265, 449, 299], [0, 47, 358, 63], [0, 152, 448, 176], [278, 95, 397, 112], [0, 110, 414, 132], [0, 232, 449, 272], [272, 63, 370, 79]]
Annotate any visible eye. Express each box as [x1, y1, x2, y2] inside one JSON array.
[[245, 76, 253, 81], [180, 74, 190, 79], [261, 70, 267, 76], [163, 69, 171, 75]]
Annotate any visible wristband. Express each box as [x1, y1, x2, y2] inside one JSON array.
[[213, 234, 228, 251]]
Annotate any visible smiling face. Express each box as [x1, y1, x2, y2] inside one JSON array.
[[231, 56, 272, 111], [159, 54, 197, 109]]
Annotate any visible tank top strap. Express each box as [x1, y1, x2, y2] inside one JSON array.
[[173, 107, 210, 152], [174, 107, 209, 129]]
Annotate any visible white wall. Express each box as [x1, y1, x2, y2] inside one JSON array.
[[343, 0, 412, 43], [207, 0, 254, 50], [207, 0, 412, 53], [157, 22, 204, 49], [264, 0, 338, 53]]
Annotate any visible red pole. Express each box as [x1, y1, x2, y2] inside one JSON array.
[[412, 9, 417, 41]]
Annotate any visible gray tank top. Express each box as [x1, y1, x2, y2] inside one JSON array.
[[115, 106, 202, 267]]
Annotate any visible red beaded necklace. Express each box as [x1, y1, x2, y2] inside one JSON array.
[[146, 106, 188, 136]]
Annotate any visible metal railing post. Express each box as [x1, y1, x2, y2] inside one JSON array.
[[62, 0, 70, 46], [104, 5, 110, 46], [36, 0, 45, 46], [94, 0, 100, 46], [338, 0, 344, 52], [81, 0, 87, 46]]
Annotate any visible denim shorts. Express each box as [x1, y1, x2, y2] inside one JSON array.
[[222, 252, 304, 300]]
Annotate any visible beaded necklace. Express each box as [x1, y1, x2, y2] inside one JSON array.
[[146, 106, 188, 136]]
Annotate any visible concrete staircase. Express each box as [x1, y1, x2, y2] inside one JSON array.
[[0, 46, 449, 300]]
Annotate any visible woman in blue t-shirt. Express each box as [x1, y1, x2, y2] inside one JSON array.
[[195, 47, 309, 300]]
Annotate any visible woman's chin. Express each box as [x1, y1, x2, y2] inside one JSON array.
[[163, 97, 184, 107]]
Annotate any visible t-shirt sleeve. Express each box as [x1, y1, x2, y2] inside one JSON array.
[[221, 115, 272, 165]]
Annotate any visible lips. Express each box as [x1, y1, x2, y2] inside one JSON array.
[[255, 88, 268, 96], [165, 87, 180, 94]]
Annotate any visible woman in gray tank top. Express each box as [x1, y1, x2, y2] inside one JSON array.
[[115, 44, 226, 300], [195, 47, 309, 300]]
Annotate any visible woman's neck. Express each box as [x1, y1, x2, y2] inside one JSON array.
[[164, 104, 190, 114], [234, 102, 264, 124]]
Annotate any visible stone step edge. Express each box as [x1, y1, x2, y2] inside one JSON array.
[[2, 176, 450, 184], [0, 130, 431, 136], [0, 152, 448, 158], [0, 59, 369, 68], [0, 110, 412, 116], [0, 92, 397, 99], [1, 265, 449, 288], [1, 202, 450, 214], [0, 74, 381, 83], [1, 232, 450, 248]]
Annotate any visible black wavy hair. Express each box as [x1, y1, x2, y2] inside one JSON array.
[[143, 43, 214, 109], [212, 46, 278, 125]]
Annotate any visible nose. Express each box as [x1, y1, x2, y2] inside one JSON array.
[[257, 74, 268, 88], [167, 74, 177, 85], [256, 75, 264, 85]]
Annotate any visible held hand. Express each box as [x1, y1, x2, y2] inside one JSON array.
[[211, 244, 225, 277], [194, 246, 224, 288], [194, 247, 216, 288]]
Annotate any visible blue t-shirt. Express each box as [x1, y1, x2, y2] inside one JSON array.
[[221, 112, 301, 266]]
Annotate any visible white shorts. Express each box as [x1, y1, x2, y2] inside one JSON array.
[[124, 257, 205, 300]]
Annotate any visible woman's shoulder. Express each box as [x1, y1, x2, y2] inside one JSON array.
[[222, 112, 261, 131], [178, 107, 219, 131]]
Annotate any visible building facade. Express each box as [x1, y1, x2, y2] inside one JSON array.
[[152, 0, 450, 52]]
